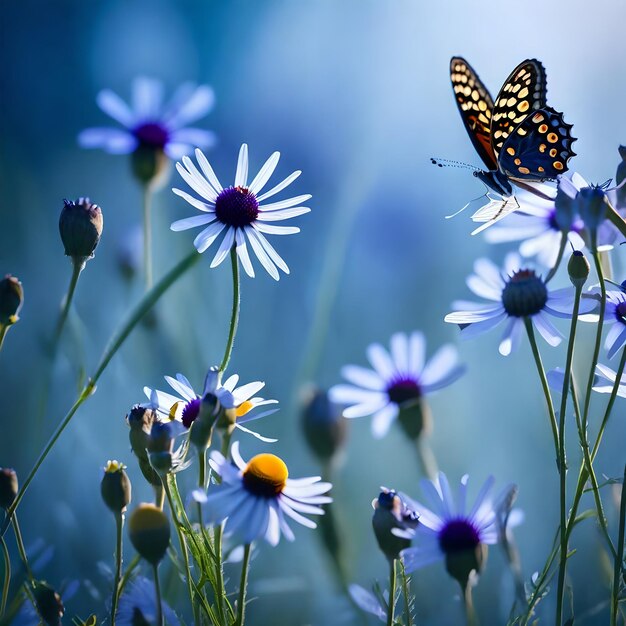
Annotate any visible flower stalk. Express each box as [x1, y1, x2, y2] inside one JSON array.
[[235, 543, 252, 626]]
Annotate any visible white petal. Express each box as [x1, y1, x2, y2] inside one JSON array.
[[132, 77, 163, 119], [248, 229, 289, 274], [210, 227, 235, 268], [253, 223, 300, 235], [371, 404, 399, 438], [172, 188, 215, 213], [181, 156, 218, 201], [96, 89, 135, 127], [195, 148, 223, 192], [194, 222, 226, 253], [235, 144, 249, 187], [367, 343, 394, 379], [256, 170, 302, 202], [248, 152, 280, 195], [340, 365, 385, 390], [77, 128, 137, 154], [171, 214, 215, 232], [166, 85, 215, 128], [255, 207, 311, 222], [235, 228, 255, 278], [259, 194, 312, 211], [244, 226, 279, 280]]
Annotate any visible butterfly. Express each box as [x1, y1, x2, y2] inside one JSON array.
[[449, 57, 576, 230]]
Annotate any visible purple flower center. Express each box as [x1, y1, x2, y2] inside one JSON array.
[[387, 377, 421, 405], [438, 518, 481, 554], [215, 186, 259, 228], [133, 122, 170, 149], [615, 300, 626, 325], [501, 269, 548, 317], [181, 398, 201, 428]]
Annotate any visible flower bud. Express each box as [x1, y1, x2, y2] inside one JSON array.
[[129, 503, 170, 565], [0, 468, 18, 509], [101, 460, 132, 514], [131, 144, 170, 188], [126, 406, 161, 487], [567, 250, 590, 289], [397, 397, 432, 441], [301, 388, 347, 463], [191, 392, 226, 450], [576, 187, 608, 238], [0, 275, 23, 327], [33, 581, 64, 626], [372, 488, 419, 562], [148, 422, 177, 475], [59, 198, 103, 263]]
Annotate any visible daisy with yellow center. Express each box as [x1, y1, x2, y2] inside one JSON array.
[[195, 442, 332, 546]]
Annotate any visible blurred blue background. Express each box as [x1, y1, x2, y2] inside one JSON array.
[[1, 0, 625, 624]]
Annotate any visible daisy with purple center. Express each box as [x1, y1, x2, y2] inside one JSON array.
[[78, 77, 216, 159], [195, 441, 332, 546], [328, 331, 465, 439], [144, 370, 279, 442], [170, 144, 311, 280], [445, 253, 596, 356]]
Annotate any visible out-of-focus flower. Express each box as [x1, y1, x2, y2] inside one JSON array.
[[33, 581, 64, 626], [329, 331, 465, 439], [0, 275, 23, 328], [597, 289, 626, 359], [372, 487, 419, 562], [147, 421, 190, 476], [196, 441, 332, 546], [445, 253, 596, 356], [592, 364, 626, 398], [399, 473, 510, 587], [116, 576, 180, 626], [101, 460, 132, 514], [301, 388, 347, 464], [170, 144, 311, 280], [78, 77, 215, 160], [348, 584, 387, 623], [144, 369, 278, 442], [128, 504, 170, 565], [59, 198, 103, 265]]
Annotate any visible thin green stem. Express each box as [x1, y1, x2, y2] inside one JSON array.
[[214, 523, 227, 623], [462, 582, 477, 626], [235, 543, 252, 626], [152, 563, 163, 626], [524, 318, 559, 459], [0, 537, 10, 617], [387, 559, 396, 626], [400, 560, 412, 626], [197, 449, 206, 527], [555, 285, 581, 626], [0, 325, 8, 353], [11, 515, 32, 581], [611, 464, 626, 626], [54, 259, 83, 347], [220, 248, 240, 373], [0, 249, 201, 536], [143, 186, 153, 290], [116, 554, 140, 601], [110, 512, 124, 626]]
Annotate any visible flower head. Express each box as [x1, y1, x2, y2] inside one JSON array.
[[116, 576, 180, 626], [399, 473, 511, 586], [329, 331, 465, 438], [144, 369, 278, 442], [196, 441, 332, 546], [445, 253, 596, 356], [372, 487, 419, 561], [170, 144, 311, 280], [78, 77, 215, 159]]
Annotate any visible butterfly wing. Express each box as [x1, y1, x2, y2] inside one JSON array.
[[450, 57, 498, 171], [491, 59, 547, 159], [498, 106, 576, 181]]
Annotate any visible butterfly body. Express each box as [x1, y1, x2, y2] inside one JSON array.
[[450, 57, 576, 201]]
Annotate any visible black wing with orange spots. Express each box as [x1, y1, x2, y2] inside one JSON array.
[[498, 106, 576, 181], [450, 57, 498, 171], [490, 59, 547, 159]]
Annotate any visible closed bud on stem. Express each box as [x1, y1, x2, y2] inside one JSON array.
[[128, 503, 170, 565], [0, 468, 18, 509], [33, 581, 64, 626], [576, 187, 608, 244], [101, 460, 132, 514], [59, 198, 103, 265], [372, 488, 419, 562], [0, 275, 23, 327], [126, 406, 161, 487], [567, 250, 590, 289], [301, 388, 347, 463], [148, 422, 176, 475]]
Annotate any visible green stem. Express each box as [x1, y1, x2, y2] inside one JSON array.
[[152, 563, 163, 626], [11, 515, 32, 581], [110, 512, 124, 626], [0, 537, 10, 617], [197, 449, 206, 527], [220, 248, 240, 373], [235, 543, 252, 626], [387, 559, 396, 626], [0, 325, 9, 353], [611, 464, 626, 626], [116, 554, 140, 601], [0, 249, 201, 536], [555, 285, 581, 626], [54, 259, 83, 347], [143, 186, 153, 290], [214, 523, 227, 623], [524, 318, 559, 460], [462, 582, 477, 626], [400, 560, 412, 626]]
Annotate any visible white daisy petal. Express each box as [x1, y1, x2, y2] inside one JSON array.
[[96, 89, 136, 127], [255, 207, 311, 222], [367, 343, 394, 379], [195, 148, 224, 192], [181, 157, 218, 201], [248, 152, 280, 195], [371, 403, 399, 438], [234, 144, 249, 187], [340, 365, 385, 390], [170, 214, 215, 232], [235, 228, 255, 278], [244, 226, 279, 280], [259, 194, 313, 212], [210, 227, 235, 268], [253, 223, 300, 235], [248, 229, 289, 274], [172, 188, 215, 213], [194, 222, 226, 253], [256, 170, 302, 202]]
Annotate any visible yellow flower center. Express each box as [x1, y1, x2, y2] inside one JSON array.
[[104, 459, 125, 473], [242, 453, 288, 497], [235, 400, 254, 418]]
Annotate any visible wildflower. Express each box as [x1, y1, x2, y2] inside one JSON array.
[[372, 488, 419, 562], [58, 198, 103, 265], [301, 388, 347, 464], [399, 473, 509, 587], [445, 253, 596, 356], [116, 576, 180, 626], [170, 144, 311, 280], [78, 77, 215, 159], [101, 460, 132, 514], [0, 275, 23, 327], [329, 331, 465, 438], [128, 504, 170, 565], [0, 468, 18, 509], [144, 370, 278, 442], [196, 441, 332, 546]]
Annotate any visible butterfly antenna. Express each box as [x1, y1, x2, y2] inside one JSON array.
[[430, 157, 480, 171]]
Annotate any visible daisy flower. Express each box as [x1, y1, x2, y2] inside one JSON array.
[[445, 253, 596, 356], [398, 473, 510, 584], [328, 331, 465, 438], [170, 144, 311, 280], [78, 77, 215, 159], [144, 369, 279, 442], [116, 576, 179, 626], [196, 441, 332, 546]]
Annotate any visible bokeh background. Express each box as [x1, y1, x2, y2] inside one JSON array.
[[1, 1, 625, 624]]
